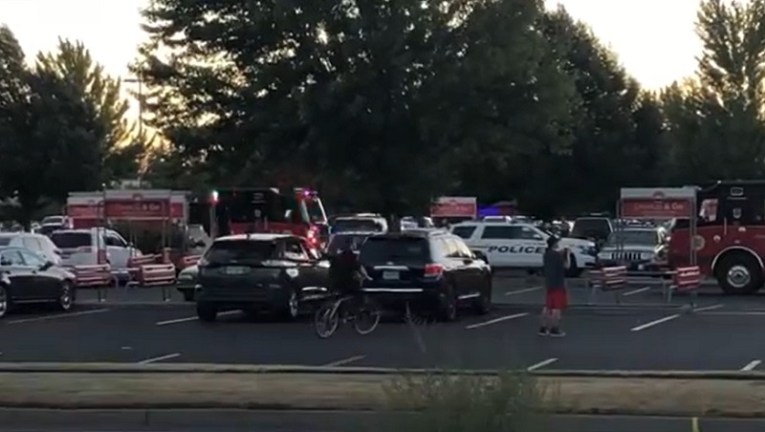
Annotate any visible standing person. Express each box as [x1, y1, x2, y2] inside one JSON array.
[[539, 236, 568, 337]]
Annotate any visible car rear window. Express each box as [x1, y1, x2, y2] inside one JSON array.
[[359, 237, 430, 263], [327, 234, 369, 254], [0, 238, 12, 246], [451, 226, 477, 239], [204, 240, 277, 264], [50, 232, 92, 248], [332, 219, 384, 233], [571, 219, 611, 238]]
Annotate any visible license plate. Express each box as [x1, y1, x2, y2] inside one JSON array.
[[224, 266, 249, 275], [382, 271, 399, 280]]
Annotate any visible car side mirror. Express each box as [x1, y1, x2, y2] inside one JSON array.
[[193, 240, 206, 248]]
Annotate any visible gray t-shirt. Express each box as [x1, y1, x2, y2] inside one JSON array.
[[543, 248, 566, 291]]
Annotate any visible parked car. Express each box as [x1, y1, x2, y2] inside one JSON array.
[[176, 265, 199, 302], [0, 246, 76, 318], [49, 229, 141, 278], [0, 232, 63, 266], [570, 216, 613, 247], [331, 214, 388, 234], [597, 228, 668, 271], [359, 229, 493, 321], [195, 233, 330, 322], [324, 231, 375, 257]]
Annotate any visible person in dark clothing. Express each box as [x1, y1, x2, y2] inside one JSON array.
[[540, 236, 569, 337], [329, 247, 370, 312]]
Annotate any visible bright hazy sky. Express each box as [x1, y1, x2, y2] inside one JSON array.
[[1, 0, 702, 107]]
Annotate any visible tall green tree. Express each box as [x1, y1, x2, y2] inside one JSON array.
[[0, 27, 110, 226], [542, 6, 663, 214], [37, 39, 144, 181], [664, 0, 765, 181]]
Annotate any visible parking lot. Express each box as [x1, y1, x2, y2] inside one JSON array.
[[4, 273, 765, 372]]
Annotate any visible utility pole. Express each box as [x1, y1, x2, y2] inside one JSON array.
[[124, 75, 144, 187]]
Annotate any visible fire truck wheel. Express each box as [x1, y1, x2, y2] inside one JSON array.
[[716, 252, 763, 295]]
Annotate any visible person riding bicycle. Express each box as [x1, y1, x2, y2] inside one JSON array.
[[328, 246, 370, 314]]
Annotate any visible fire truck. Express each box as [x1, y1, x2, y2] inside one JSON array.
[[668, 180, 765, 294], [206, 187, 328, 249]]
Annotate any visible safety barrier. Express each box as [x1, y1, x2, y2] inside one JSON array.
[[587, 266, 628, 304], [71, 264, 114, 302], [138, 263, 177, 287], [667, 266, 701, 305], [178, 254, 201, 270]]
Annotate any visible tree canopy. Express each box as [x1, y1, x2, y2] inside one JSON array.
[[3, 0, 765, 221]]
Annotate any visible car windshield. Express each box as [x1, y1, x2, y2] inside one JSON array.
[[204, 240, 277, 264], [327, 234, 369, 254], [607, 231, 657, 246], [359, 237, 429, 264], [50, 232, 91, 248], [333, 218, 383, 233]]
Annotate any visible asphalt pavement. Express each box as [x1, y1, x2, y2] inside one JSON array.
[[0, 409, 763, 432], [3, 281, 765, 370]]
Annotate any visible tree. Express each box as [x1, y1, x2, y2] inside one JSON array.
[[664, 0, 765, 182], [0, 27, 108, 226], [36, 39, 144, 181], [541, 7, 663, 214]]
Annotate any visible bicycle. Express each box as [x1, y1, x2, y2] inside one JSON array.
[[314, 293, 382, 338]]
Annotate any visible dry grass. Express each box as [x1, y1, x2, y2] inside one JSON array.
[[1, 372, 765, 416]]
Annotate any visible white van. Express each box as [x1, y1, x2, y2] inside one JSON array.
[[50, 229, 141, 273]]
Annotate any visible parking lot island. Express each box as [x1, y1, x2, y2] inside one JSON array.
[[3, 364, 765, 417]]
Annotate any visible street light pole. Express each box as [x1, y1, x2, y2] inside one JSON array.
[[124, 75, 144, 188]]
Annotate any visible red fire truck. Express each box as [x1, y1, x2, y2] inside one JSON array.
[[668, 180, 765, 294], [209, 187, 328, 249]]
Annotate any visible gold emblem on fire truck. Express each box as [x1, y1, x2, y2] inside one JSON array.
[[693, 235, 705, 251]]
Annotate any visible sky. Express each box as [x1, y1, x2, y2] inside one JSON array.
[[0, 0, 703, 114]]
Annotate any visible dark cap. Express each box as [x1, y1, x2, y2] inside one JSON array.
[[546, 236, 560, 249]]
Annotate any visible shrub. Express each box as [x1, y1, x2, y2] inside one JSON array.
[[383, 370, 547, 432]]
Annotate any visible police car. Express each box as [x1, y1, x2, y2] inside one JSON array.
[[449, 221, 597, 276]]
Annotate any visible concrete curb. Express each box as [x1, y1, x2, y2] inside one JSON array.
[[2, 362, 765, 379], [78, 301, 189, 307]]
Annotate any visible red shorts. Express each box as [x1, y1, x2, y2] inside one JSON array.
[[545, 289, 568, 310]]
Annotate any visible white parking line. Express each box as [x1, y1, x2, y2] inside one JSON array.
[[504, 287, 542, 296], [322, 355, 366, 367], [465, 312, 529, 329], [6, 308, 110, 324], [741, 360, 762, 371], [156, 310, 239, 326], [693, 304, 724, 313], [630, 314, 680, 332], [527, 358, 558, 371], [701, 311, 765, 316], [137, 353, 181, 364], [622, 286, 650, 297]]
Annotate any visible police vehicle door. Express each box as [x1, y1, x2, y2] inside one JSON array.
[[478, 225, 534, 267], [517, 225, 547, 267]]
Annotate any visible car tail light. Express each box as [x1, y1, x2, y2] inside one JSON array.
[[424, 263, 443, 278]]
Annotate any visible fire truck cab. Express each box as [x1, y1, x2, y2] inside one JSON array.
[[669, 180, 765, 294]]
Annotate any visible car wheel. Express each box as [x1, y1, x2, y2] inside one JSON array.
[[280, 290, 300, 321], [58, 282, 73, 311], [0, 285, 8, 318], [196, 302, 218, 322], [716, 252, 763, 295], [438, 283, 458, 322], [473, 277, 492, 315], [182, 291, 195, 302]]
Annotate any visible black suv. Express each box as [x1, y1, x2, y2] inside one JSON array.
[[359, 229, 492, 321], [195, 234, 329, 322]]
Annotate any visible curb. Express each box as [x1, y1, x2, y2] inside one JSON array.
[[2, 362, 765, 379], [78, 301, 189, 307]]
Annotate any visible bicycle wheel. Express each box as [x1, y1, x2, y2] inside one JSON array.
[[353, 300, 381, 335], [314, 302, 340, 339]]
